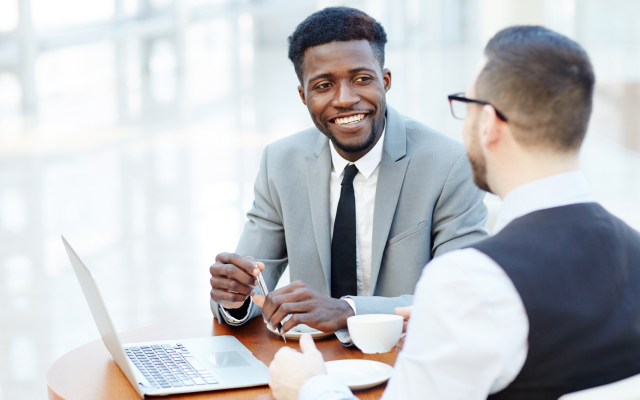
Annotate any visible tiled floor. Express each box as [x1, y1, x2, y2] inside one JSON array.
[[1, 1, 640, 399]]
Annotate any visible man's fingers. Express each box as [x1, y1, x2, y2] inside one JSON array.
[[266, 294, 310, 328], [394, 305, 413, 319], [220, 263, 258, 287], [255, 261, 266, 272], [210, 276, 255, 296], [210, 289, 247, 304], [281, 313, 316, 333], [299, 334, 318, 354], [253, 294, 265, 308], [262, 290, 300, 320], [269, 280, 307, 297], [244, 256, 262, 277], [216, 252, 259, 276]]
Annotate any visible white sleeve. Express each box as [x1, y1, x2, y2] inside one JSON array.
[[218, 300, 253, 326], [299, 375, 357, 400], [382, 248, 529, 400]]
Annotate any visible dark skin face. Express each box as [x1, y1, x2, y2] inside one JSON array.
[[209, 40, 392, 333], [298, 40, 392, 162]]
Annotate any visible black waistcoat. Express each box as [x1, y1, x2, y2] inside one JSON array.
[[469, 203, 640, 400]]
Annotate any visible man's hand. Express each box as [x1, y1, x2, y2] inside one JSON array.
[[209, 253, 262, 308], [259, 280, 355, 333], [269, 334, 327, 400], [394, 305, 412, 351]]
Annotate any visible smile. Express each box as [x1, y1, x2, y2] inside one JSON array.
[[333, 113, 366, 125]]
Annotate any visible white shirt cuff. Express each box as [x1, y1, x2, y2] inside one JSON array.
[[299, 374, 355, 400], [341, 297, 357, 315], [219, 299, 253, 325], [335, 298, 356, 345]]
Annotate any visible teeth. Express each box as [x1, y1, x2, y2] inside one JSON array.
[[334, 114, 365, 125]]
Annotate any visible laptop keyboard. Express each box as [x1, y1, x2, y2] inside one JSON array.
[[124, 343, 219, 389]]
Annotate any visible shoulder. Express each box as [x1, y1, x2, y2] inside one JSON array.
[[423, 248, 500, 282], [263, 127, 323, 160], [418, 247, 520, 305], [400, 115, 466, 164]]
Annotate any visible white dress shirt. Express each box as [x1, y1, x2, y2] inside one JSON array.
[[219, 125, 385, 326], [330, 129, 385, 301], [300, 170, 595, 400]]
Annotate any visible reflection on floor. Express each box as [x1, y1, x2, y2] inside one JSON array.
[[2, 5, 640, 400]]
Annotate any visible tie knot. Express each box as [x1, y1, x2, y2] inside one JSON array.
[[341, 164, 359, 185]]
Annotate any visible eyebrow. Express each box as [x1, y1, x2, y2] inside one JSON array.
[[307, 67, 378, 86], [308, 72, 332, 83], [349, 67, 377, 74]]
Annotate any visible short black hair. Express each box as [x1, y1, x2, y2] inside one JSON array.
[[477, 25, 595, 151], [288, 7, 387, 82]]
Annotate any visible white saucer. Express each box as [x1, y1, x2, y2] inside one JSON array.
[[325, 360, 393, 390], [266, 323, 334, 340]]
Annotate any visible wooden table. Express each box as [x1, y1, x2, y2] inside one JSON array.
[[47, 317, 397, 399]]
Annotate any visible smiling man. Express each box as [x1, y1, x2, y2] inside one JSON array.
[[209, 7, 488, 339]]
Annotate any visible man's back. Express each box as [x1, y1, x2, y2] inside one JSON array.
[[472, 203, 640, 400]]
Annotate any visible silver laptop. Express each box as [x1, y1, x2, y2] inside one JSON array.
[[62, 235, 270, 398]]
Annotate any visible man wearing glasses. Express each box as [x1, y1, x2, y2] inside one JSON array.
[[209, 6, 488, 338], [268, 25, 640, 399]]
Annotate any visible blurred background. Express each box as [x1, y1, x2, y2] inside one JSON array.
[[1, 0, 640, 398]]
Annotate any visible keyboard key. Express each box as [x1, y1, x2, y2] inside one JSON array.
[[192, 377, 206, 385], [183, 356, 207, 371], [130, 346, 140, 350], [182, 380, 194, 386], [204, 378, 218, 384], [162, 344, 173, 349]]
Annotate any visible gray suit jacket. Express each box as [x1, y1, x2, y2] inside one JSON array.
[[211, 106, 488, 323]]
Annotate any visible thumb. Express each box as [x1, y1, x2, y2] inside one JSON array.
[[252, 294, 265, 308], [299, 333, 319, 354], [395, 306, 412, 319]]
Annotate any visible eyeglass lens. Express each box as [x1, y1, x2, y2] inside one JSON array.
[[450, 100, 468, 120]]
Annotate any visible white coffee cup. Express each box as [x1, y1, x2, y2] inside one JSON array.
[[347, 314, 404, 354]]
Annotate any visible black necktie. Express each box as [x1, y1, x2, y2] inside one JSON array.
[[331, 164, 359, 298]]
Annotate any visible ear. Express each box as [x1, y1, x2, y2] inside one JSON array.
[[382, 68, 392, 93], [480, 104, 501, 149], [297, 85, 307, 105]]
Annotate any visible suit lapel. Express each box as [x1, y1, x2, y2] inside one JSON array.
[[370, 106, 410, 294], [305, 133, 333, 290]]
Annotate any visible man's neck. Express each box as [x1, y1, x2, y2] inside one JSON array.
[[491, 151, 581, 199]]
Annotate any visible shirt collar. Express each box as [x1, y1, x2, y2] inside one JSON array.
[[492, 170, 594, 235], [330, 121, 385, 179]]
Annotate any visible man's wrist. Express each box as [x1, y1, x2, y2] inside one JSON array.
[[338, 298, 355, 329]]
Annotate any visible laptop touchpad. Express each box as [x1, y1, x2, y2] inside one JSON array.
[[206, 351, 251, 368]]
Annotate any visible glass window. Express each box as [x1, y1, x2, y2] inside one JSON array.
[[0, 0, 19, 32]]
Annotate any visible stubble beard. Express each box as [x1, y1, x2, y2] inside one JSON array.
[[325, 110, 382, 154], [468, 121, 493, 194]]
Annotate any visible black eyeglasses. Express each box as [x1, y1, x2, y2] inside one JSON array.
[[448, 92, 508, 122]]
